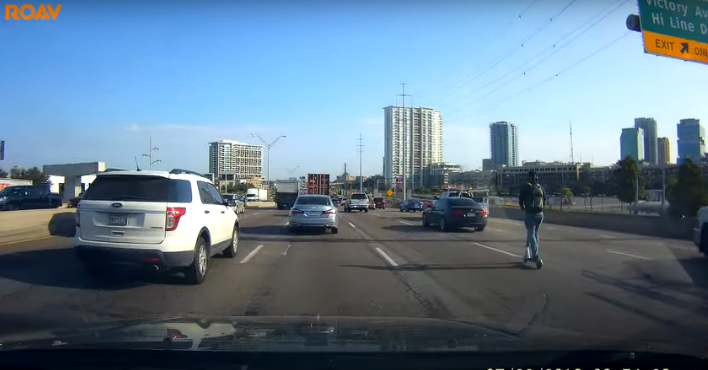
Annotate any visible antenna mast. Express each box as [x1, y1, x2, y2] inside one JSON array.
[[569, 121, 575, 164]]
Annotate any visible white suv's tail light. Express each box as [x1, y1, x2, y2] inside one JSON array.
[[166, 207, 187, 231]]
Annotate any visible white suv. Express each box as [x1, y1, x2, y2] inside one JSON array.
[[74, 168, 239, 284]]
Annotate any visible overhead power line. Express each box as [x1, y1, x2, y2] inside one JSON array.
[[416, 0, 541, 100], [462, 0, 630, 106], [424, 0, 579, 110], [474, 31, 632, 113]]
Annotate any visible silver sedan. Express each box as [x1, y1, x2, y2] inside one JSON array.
[[288, 195, 339, 234]]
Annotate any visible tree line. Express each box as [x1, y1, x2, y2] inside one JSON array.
[[0, 167, 50, 185]]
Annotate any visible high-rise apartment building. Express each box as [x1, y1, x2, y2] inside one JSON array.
[[489, 121, 518, 169], [620, 127, 644, 162], [634, 117, 658, 164], [677, 118, 705, 163], [482, 158, 493, 171], [383, 106, 443, 188], [657, 137, 671, 165], [208, 140, 264, 178]]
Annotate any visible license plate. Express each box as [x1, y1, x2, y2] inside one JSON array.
[[467, 212, 477, 217], [108, 213, 128, 226], [306, 212, 321, 216]]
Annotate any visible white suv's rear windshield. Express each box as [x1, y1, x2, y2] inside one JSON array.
[[351, 194, 367, 199], [83, 176, 193, 203]]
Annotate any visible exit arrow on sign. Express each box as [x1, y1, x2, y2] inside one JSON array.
[[681, 42, 689, 54]]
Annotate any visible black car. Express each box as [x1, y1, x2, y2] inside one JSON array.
[[422, 197, 487, 231], [400, 199, 423, 212], [0, 184, 63, 211]]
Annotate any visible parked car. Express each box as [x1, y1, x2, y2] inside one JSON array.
[[422, 197, 488, 232], [373, 197, 386, 209], [68, 193, 83, 208], [288, 194, 339, 234], [0, 184, 63, 211], [74, 168, 240, 284], [400, 199, 423, 212]]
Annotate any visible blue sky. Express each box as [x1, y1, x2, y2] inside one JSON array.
[[2, 0, 708, 180]]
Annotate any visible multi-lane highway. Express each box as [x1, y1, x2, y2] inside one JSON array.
[[0, 208, 707, 352]]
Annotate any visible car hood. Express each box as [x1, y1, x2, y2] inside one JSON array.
[[0, 316, 698, 355]]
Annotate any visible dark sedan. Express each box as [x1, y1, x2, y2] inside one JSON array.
[[422, 197, 488, 231], [400, 199, 424, 212]]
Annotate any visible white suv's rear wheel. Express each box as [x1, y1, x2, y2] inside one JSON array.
[[186, 238, 208, 284], [223, 225, 238, 258]]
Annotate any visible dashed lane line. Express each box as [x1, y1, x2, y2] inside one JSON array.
[[606, 249, 651, 260], [375, 247, 399, 267], [472, 242, 521, 258], [240, 244, 264, 264]]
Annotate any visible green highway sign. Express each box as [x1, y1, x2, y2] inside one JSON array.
[[638, 0, 708, 64]]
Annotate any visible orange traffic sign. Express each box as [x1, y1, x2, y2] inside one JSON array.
[[642, 30, 708, 65], [386, 190, 393, 196]]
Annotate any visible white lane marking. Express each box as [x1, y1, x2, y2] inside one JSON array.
[[546, 226, 557, 230], [283, 243, 291, 255], [398, 220, 415, 225], [473, 242, 520, 258], [492, 228, 503, 232], [374, 213, 382, 217], [251, 212, 261, 216], [375, 247, 398, 267], [240, 244, 264, 264], [606, 250, 651, 260], [348, 222, 356, 228], [599, 234, 616, 239]]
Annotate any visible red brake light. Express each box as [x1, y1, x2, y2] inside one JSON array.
[[451, 209, 465, 216], [167, 329, 188, 339], [166, 207, 187, 231], [323, 209, 336, 214], [480, 209, 489, 216], [292, 209, 304, 214]]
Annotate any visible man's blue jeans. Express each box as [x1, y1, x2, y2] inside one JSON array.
[[524, 211, 544, 259]]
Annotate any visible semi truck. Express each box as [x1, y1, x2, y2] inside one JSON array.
[[275, 180, 300, 210], [246, 188, 268, 202], [306, 173, 331, 196]]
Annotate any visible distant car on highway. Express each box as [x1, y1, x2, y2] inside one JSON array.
[[422, 197, 487, 232], [288, 194, 339, 234], [373, 197, 386, 209], [400, 199, 423, 212], [222, 193, 245, 214], [344, 193, 369, 212]]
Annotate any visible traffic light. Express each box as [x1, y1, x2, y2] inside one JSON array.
[[626, 14, 641, 32]]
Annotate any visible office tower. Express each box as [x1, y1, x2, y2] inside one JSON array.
[[489, 121, 518, 169], [634, 117, 658, 164], [657, 137, 671, 165], [677, 118, 705, 163], [383, 106, 443, 188], [620, 127, 645, 162], [208, 140, 264, 178]]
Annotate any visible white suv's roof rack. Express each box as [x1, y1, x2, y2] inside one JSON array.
[[169, 168, 209, 179]]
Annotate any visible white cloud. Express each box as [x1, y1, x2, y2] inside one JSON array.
[[123, 123, 285, 135]]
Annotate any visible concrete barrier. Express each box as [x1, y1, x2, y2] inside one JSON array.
[[245, 202, 277, 209], [0, 208, 77, 245], [490, 206, 694, 240]]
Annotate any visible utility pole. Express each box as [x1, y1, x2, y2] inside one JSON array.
[[357, 134, 364, 193], [398, 83, 410, 199], [251, 133, 286, 189], [142, 137, 160, 170]]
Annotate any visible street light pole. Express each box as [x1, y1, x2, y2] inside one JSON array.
[[251, 133, 286, 188], [142, 137, 160, 170]]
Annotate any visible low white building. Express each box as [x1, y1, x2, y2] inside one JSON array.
[[47, 174, 97, 197]]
